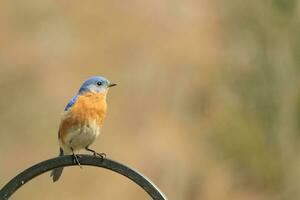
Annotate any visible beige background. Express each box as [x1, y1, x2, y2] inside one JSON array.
[[0, 1, 299, 200]]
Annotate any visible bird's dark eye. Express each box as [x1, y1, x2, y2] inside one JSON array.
[[96, 81, 102, 86]]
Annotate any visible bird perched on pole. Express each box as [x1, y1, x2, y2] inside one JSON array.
[[50, 76, 116, 182]]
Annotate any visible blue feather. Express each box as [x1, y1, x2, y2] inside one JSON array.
[[50, 148, 64, 182], [64, 95, 78, 111], [64, 76, 109, 111]]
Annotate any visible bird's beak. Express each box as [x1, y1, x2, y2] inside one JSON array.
[[108, 83, 117, 87]]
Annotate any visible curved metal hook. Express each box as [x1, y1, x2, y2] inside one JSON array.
[[0, 155, 168, 200]]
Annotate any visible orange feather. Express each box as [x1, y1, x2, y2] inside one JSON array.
[[59, 92, 107, 144]]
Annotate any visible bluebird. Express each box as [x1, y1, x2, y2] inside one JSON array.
[[50, 76, 116, 182]]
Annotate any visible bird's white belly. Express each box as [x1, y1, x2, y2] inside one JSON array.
[[62, 120, 100, 153]]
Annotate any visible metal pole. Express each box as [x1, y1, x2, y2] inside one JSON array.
[[0, 155, 168, 200]]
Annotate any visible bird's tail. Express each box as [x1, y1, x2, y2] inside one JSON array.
[[50, 148, 64, 182]]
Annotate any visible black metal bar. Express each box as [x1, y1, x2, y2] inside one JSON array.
[[0, 155, 168, 200]]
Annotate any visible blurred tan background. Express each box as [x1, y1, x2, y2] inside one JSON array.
[[0, 1, 299, 200]]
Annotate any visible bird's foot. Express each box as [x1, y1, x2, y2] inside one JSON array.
[[94, 152, 106, 159], [71, 148, 82, 168], [85, 147, 106, 159]]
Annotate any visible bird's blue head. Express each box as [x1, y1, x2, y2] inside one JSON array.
[[78, 76, 117, 94]]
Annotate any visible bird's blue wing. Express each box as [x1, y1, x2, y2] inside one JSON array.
[[57, 95, 78, 141], [64, 95, 78, 111]]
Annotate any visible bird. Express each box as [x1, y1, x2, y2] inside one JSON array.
[[50, 76, 116, 182]]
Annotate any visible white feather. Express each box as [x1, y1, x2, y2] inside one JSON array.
[[60, 120, 100, 154]]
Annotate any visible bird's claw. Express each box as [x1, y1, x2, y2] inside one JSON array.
[[85, 147, 106, 159], [94, 152, 106, 159], [73, 155, 82, 168]]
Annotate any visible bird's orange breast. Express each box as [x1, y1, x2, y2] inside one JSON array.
[[59, 92, 107, 144]]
